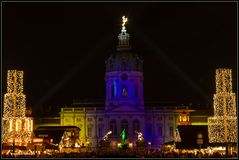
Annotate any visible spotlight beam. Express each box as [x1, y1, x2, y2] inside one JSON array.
[[133, 26, 209, 102], [33, 33, 112, 112]]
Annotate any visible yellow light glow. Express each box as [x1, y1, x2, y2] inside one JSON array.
[[9, 119, 12, 131], [25, 120, 28, 131], [208, 68, 237, 143], [182, 116, 187, 122], [31, 119, 33, 131], [29, 119, 31, 131], [2, 70, 33, 144], [16, 119, 18, 131], [129, 143, 133, 148], [33, 138, 43, 143]]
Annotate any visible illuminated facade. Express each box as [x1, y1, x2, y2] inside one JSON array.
[[2, 70, 34, 145], [208, 68, 237, 143], [59, 17, 179, 149]]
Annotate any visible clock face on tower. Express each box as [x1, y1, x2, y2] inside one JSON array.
[[121, 74, 128, 81]]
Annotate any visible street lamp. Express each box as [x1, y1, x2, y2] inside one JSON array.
[[197, 133, 203, 158]]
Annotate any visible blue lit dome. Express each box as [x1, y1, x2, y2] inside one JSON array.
[[106, 51, 143, 72]]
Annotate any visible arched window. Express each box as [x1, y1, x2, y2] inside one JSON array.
[[169, 126, 174, 137], [88, 124, 93, 138], [158, 126, 163, 136], [110, 120, 117, 136], [121, 120, 128, 135], [98, 124, 104, 138], [111, 85, 115, 99], [134, 84, 138, 98], [146, 124, 152, 138], [133, 119, 140, 135], [122, 84, 128, 98]]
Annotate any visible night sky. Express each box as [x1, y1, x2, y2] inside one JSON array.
[[2, 2, 237, 114]]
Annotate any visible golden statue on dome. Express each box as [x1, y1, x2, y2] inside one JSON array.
[[118, 16, 130, 49], [121, 16, 128, 32]]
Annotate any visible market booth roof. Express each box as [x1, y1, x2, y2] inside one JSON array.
[[34, 126, 80, 144]]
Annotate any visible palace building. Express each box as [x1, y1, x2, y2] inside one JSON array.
[[58, 17, 178, 149], [34, 17, 211, 150]]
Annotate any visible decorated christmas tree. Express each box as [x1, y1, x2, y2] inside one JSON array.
[[2, 70, 33, 145], [208, 68, 237, 143]]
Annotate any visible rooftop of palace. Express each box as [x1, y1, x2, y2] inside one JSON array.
[[33, 99, 212, 117]]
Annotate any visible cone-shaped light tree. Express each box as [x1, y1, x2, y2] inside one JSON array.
[[2, 70, 34, 145], [208, 68, 237, 144]]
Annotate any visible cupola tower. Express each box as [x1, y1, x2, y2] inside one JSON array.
[[105, 16, 144, 110]]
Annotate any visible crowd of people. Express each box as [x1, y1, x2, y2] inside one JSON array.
[[2, 150, 238, 158]]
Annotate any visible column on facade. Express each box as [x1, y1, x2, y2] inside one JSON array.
[[106, 115, 109, 135], [73, 109, 75, 126], [163, 112, 166, 143], [117, 118, 121, 138], [139, 79, 143, 105], [128, 116, 132, 138], [83, 108, 87, 143], [94, 112, 98, 147], [152, 108, 156, 149]]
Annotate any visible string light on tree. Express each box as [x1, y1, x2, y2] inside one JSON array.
[[208, 68, 237, 143], [2, 70, 33, 145]]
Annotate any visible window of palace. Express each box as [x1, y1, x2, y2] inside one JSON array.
[[132, 119, 140, 135], [88, 126, 92, 138], [146, 124, 152, 137], [111, 85, 115, 99], [158, 126, 163, 136], [65, 118, 70, 122], [121, 120, 128, 134], [169, 116, 173, 120], [110, 120, 117, 136], [169, 126, 173, 137], [122, 84, 128, 98], [76, 118, 81, 122], [88, 118, 93, 122], [134, 84, 138, 98], [98, 125, 104, 138]]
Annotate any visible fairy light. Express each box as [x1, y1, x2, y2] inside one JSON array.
[[29, 119, 31, 131], [25, 120, 27, 132], [9, 120, 12, 132], [31, 119, 33, 131], [16, 119, 19, 131], [208, 68, 237, 143], [2, 70, 33, 144]]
